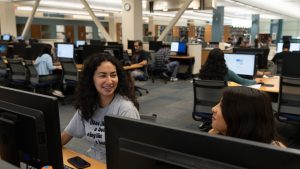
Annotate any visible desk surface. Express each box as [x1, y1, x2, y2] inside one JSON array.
[[228, 76, 279, 93], [63, 148, 106, 169], [169, 55, 194, 59], [123, 63, 143, 70]]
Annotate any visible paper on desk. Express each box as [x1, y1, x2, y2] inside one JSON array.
[[247, 84, 261, 89]]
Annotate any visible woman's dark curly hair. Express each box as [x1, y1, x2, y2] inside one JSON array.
[[74, 52, 138, 120], [199, 48, 228, 80]]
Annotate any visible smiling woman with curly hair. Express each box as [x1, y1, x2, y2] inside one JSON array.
[[61, 52, 140, 162]]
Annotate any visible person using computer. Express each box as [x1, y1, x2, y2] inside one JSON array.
[[33, 44, 63, 96], [209, 86, 286, 148], [199, 48, 257, 86], [272, 41, 291, 74], [130, 40, 149, 80], [61, 53, 140, 162], [155, 44, 180, 82]]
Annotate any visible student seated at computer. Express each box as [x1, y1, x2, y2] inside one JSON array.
[[33, 44, 63, 96], [61, 53, 140, 162], [130, 40, 149, 80], [209, 86, 286, 148], [272, 41, 291, 74], [155, 44, 180, 82], [199, 48, 257, 86]]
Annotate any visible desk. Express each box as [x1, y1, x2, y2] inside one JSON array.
[[63, 148, 106, 169], [123, 64, 143, 70], [169, 55, 195, 79], [228, 76, 279, 93]]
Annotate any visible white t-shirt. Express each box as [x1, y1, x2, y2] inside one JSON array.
[[64, 94, 140, 162]]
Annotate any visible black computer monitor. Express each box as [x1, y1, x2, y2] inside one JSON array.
[[105, 44, 124, 61], [0, 86, 63, 168], [30, 43, 48, 60], [107, 42, 120, 46], [12, 42, 28, 59], [105, 115, 300, 169], [281, 51, 300, 77], [90, 39, 105, 46], [233, 47, 269, 69], [224, 53, 256, 79], [57, 43, 74, 59], [83, 45, 105, 61], [127, 40, 135, 52], [2, 34, 12, 41], [149, 41, 162, 52], [0, 43, 8, 56]]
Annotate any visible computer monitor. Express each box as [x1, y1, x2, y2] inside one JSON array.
[[278, 42, 300, 52], [57, 43, 74, 59], [0, 86, 63, 168], [2, 34, 12, 41], [282, 52, 300, 77], [90, 39, 105, 46], [170, 42, 187, 55], [224, 53, 256, 79], [127, 40, 135, 52], [0, 43, 8, 56], [105, 115, 300, 169], [149, 41, 162, 52], [30, 43, 48, 60], [170, 42, 179, 52], [105, 44, 124, 61], [83, 45, 105, 61], [76, 40, 86, 48], [233, 47, 269, 69], [107, 42, 120, 46]]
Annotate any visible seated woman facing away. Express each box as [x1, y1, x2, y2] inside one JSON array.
[[199, 48, 257, 86], [209, 86, 285, 148]]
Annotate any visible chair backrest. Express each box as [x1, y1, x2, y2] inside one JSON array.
[[282, 52, 300, 77], [24, 60, 39, 84], [7, 58, 28, 83], [154, 52, 168, 71], [277, 76, 300, 124], [0, 57, 8, 76], [193, 79, 227, 121], [60, 58, 79, 82]]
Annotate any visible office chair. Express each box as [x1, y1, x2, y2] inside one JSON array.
[[192, 79, 227, 130], [149, 52, 169, 84], [24, 60, 59, 93], [0, 57, 9, 86], [275, 76, 300, 124], [7, 58, 28, 89], [134, 52, 150, 96], [60, 58, 80, 103]]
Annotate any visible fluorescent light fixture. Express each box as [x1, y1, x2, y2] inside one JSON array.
[[40, 1, 84, 9]]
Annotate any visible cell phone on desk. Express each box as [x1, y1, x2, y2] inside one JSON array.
[[67, 156, 91, 169]]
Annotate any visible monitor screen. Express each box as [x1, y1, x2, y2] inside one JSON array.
[[0, 44, 7, 56], [105, 115, 300, 169], [76, 40, 86, 48], [90, 39, 105, 46], [178, 42, 187, 53], [127, 40, 135, 51], [277, 43, 300, 53], [2, 34, 11, 41], [57, 44, 74, 58], [0, 86, 63, 168], [170, 42, 179, 52], [149, 41, 162, 52], [83, 45, 105, 61], [233, 48, 269, 69], [224, 53, 256, 77]]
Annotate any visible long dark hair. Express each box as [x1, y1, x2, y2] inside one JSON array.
[[40, 44, 52, 56], [74, 52, 138, 120], [220, 86, 281, 144], [199, 48, 228, 80]]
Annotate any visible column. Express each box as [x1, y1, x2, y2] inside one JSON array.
[[108, 13, 117, 41], [122, 0, 143, 49], [212, 6, 224, 42], [270, 19, 283, 43], [148, 16, 155, 38], [251, 14, 260, 44], [0, 2, 17, 37]]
